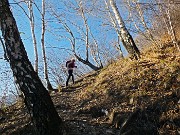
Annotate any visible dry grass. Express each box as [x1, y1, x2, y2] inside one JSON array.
[[73, 42, 180, 134], [77, 42, 179, 101]]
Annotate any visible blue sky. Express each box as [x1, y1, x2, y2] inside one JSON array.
[[9, 0, 129, 61]]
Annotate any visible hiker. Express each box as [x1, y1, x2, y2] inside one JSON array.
[[66, 59, 77, 87]]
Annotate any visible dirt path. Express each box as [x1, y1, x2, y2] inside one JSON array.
[[51, 85, 120, 135]]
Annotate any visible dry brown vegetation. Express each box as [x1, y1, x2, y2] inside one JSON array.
[[0, 42, 179, 135]]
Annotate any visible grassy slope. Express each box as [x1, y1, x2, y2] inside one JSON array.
[[76, 42, 179, 107], [1, 42, 180, 135], [73, 42, 180, 134]]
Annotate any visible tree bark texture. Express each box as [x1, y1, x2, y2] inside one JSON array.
[[0, 0, 65, 134], [109, 0, 140, 60]]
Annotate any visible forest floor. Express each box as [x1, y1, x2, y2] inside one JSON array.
[[0, 42, 180, 135]]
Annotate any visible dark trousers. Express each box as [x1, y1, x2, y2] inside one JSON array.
[[66, 70, 74, 86]]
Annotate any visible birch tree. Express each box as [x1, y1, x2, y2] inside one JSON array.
[[27, 0, 39, 73], [109, 0, 140, 60], [77, 0, 103, 68], [0, 0, 65, 134], [15, 0, 53, 88], [11, 0, 39, 72], [104, 0, 124, 58], [41, 0, 53, 90]]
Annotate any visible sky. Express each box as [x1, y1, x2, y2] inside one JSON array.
[[0, 0, 135, 98]]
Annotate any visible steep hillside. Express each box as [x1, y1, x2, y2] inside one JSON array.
[[0, 42, 179, 135]]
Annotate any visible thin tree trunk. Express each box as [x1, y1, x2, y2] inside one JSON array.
[[158, 0, 179, 51], [41, 0, 53, 90], [28, 0, 39, 73], [130, 1, 158, 46], [88, 29, 103, 67], [109, 0, 140, 60], [0, 0, 65, 134], [79, 1, 103, 68], [79, 2, 89, 61], [166, 0, 180, 51], [0, 36, 8, 61]]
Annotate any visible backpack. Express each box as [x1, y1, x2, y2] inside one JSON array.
[[66, 60, 71, 67]]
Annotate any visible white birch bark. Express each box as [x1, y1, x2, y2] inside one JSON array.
[[41, 0, 53, 90], [104, 0, 124, 58], [79, 2, 89, 61], [79, 1, 103, 67], [28, 0, 38, 73], [0, 36, 8, 61], [109, 0, 140, 59]]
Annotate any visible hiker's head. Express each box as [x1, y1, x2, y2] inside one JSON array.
[[71, 59, 75, 62]]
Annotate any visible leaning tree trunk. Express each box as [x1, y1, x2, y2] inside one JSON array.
[[109, 0, 140, 60], [104, 0, 124, 58], [0, 0, 65, 134]]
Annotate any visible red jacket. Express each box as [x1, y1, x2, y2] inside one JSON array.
[[66, 60, 76, 69]]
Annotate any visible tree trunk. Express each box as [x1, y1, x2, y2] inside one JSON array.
[[109, 0, 140, 60], [166, 0, 180, 51], [41, 0, 53, 91], [28, 0, 39, 73], [104, 0, 124, 58], [78, 1, 103, 69], [74, 54, 102, 71], [82, 8, 89, 62], [0, 0, 65, 134]]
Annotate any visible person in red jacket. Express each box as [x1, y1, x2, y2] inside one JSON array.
[[66, 59, 77, 87]]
